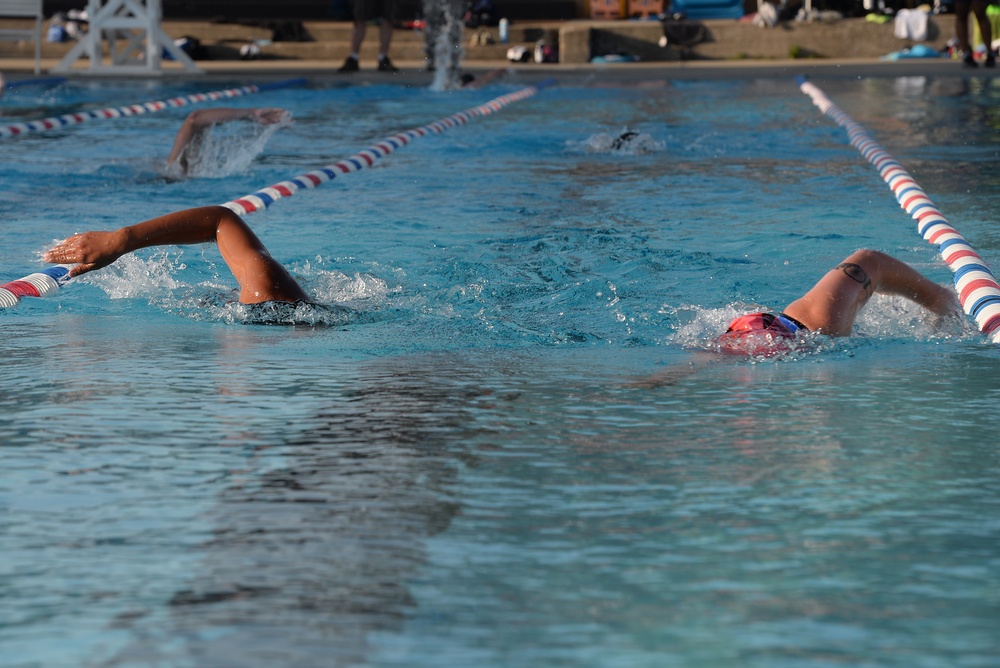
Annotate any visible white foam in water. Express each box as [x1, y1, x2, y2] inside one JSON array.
[[426, 0, 466, 92], [177, 113, 292, 178], [308, 269, 397, 306], [77, 250, 187, 300], [854, 292, 974, 340], [569, 128, 665, 155]]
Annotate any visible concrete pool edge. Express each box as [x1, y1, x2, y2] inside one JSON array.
[[4, 55, 1000, 85]]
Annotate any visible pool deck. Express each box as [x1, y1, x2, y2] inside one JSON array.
[[3, 54, 997, 85], [3, 14, 1000, 84]]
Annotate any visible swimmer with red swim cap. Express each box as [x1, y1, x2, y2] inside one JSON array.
[[720, 249, 962, 354]]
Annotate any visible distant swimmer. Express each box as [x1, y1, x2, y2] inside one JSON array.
[[720, 249, 962, 354], [459, 67, 512, 90], [611, 130, 639, 151], [45, 206, 310, 305], [166, 107, 291, 175]]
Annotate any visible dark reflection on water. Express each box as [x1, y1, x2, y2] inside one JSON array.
[[103, 355, 497, 667]]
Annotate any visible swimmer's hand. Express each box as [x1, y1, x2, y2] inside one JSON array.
[[929, 286, 963, 320], [934, 301, 968, 332], [926, 286, 966, 332], [253, 108, 291, 125], [44, 230, 127, 277]]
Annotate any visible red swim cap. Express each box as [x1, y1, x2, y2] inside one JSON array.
[[718, 313, 798, 356]]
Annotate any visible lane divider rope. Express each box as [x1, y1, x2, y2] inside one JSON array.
[[2, 79, 556, 308], [797, 76, 1000, 343], [0, 77, 307, 140], [0, 266, 71, 308], [222, 80, 555, 216]]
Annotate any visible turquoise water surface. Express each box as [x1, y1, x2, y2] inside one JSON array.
[[2, 73, 999, 667]]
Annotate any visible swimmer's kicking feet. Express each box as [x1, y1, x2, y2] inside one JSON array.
[[44, 206, 310, 305]]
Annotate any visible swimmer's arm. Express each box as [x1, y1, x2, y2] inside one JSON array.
[[183, 107, 288, 127], [869, 253, 961, 319], [47, 206, 228, 276], [166, 108, 289, 165], [464, 67, 510, 89], [786, 249, 963, 335], [45, 206, 309, 304]]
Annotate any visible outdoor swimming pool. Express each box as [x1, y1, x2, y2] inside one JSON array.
[[2, 71, 999, 667]]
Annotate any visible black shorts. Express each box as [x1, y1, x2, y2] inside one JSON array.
[[354, 0, 399, 22]]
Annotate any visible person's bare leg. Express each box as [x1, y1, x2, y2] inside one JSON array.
[[782, 249, 959, 336], [351, 19, 366, 55], [956, 0, 973, 55], [379, 19, 393, 58], [972, 0, 993, 59]]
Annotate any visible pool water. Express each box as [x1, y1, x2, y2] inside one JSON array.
[[2, 73, 1000, 667]]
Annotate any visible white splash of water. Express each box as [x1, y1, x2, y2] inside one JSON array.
[[308, 269, 397, 306], [568, 129, 665, 155], [178, 114, 292, 178], [854, 292, 973, 340], [77, 250, 188, 300], [425, 0, 466, 91]]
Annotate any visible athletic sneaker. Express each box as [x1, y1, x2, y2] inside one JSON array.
[[986, 52, 997, 68], [338, 56, 359, 72], [377, 56, 398, 72], [962, 51, 978, 68]]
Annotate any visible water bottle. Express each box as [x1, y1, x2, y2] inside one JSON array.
[[499, 18, 509, 44]]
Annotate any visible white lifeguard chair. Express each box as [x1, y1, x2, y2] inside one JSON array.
[[52, 0, 200, 75], [0, 0, 44, 74]]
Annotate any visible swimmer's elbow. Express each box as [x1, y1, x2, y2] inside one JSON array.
[[205, 204, 241, 220], [184, 109, 211, 127]]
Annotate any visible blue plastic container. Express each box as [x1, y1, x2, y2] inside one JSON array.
[[671, 0, 744, 19]]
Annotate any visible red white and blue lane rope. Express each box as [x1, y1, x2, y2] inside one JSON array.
[[0, 266, 71, 308], [222, 80, 556, 216], [0, 78, 306, 140], [797, 76, 1000, 343]]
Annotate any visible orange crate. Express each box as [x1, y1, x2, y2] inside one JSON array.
[[590, 0, 625, 19], [628, 0, 665, 17]]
